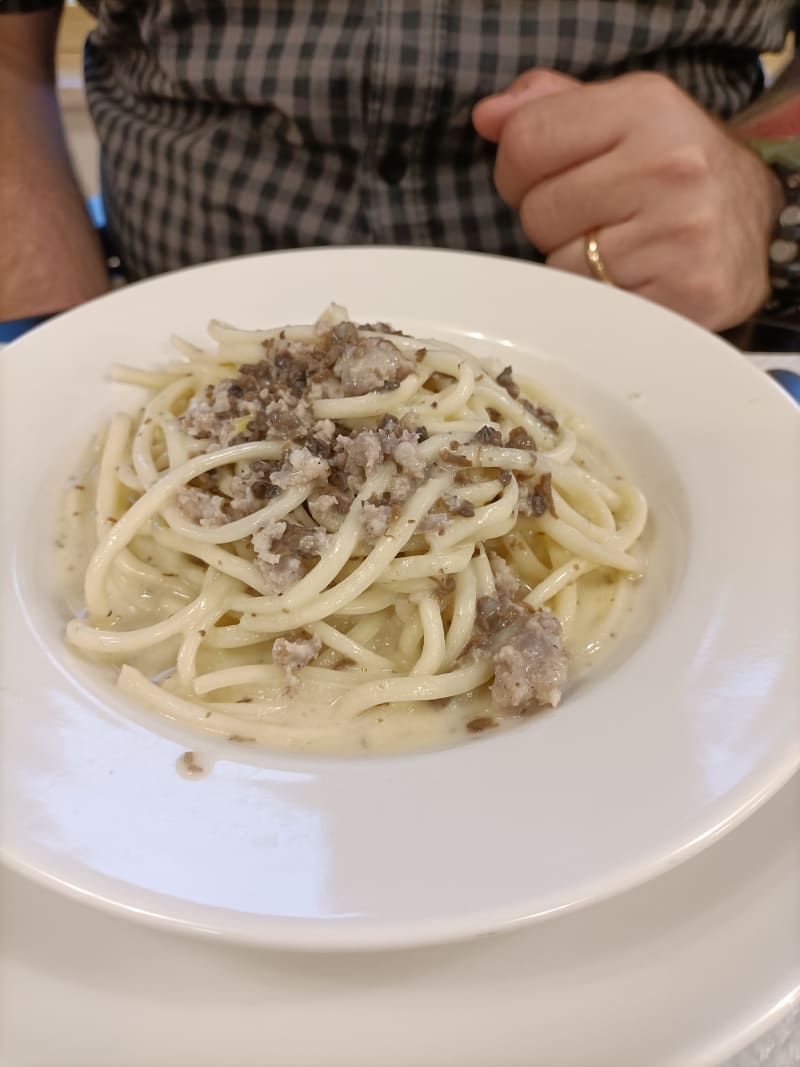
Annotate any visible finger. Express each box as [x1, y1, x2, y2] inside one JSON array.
[[491, 72, 694, 210], [517, 151, 641, 253], [545, 224, 647, 290], [634, 277, 757, 332], [632, 241, 768, 329], [472, 68, 580, 144], [546, 214, 690, 291], [546, 224, 740, 328], [493, 82, 630, 209]]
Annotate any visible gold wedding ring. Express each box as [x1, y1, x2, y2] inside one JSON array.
[[584, 229, 615, 285]]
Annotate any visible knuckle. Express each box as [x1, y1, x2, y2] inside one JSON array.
[[519, 184, 563, 252], [511, 117, 541, 172], [505, 100, 558, 165], [497, 119, 540, 206], [625, 70, 684, 108], [677, 207, 719, 244], [654, 144, 712, 185]]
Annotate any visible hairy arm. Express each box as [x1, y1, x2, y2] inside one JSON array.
[[0, 9, 109, 319]]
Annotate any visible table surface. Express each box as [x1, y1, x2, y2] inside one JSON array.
[[1, 343, 797, 1067]]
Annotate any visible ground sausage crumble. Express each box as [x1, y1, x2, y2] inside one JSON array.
[[175, 316, 567, 709]]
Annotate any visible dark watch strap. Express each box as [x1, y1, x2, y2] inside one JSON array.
[[767, 163, 800, 308]]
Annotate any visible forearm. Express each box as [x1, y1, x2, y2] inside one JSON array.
[[0, 11, 109, 319]]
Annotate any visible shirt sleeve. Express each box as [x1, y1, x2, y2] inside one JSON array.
[[0, 0, 62, 12]]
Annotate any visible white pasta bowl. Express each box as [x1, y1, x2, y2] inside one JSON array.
[[1, 247, 798, 951]]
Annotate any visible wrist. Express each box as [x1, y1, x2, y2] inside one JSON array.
[[748, 141, 800, 311]]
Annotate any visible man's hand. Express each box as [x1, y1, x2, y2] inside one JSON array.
[[473, 69, 784, 331]]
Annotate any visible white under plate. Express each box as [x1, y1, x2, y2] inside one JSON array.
[[2, 773, 798, 1065], [1, 248, 798, 951]]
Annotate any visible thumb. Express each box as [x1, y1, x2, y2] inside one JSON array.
[[473, 68, 582, 143]]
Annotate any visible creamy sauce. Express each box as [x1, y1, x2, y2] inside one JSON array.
[[56, 330, 652, 759], [56, 423, 647, 760]]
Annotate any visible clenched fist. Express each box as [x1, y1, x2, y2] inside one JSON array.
[[473, 69, 784, 331]]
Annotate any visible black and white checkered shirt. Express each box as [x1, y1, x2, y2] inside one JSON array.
[[3, 1, 794, 278]]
